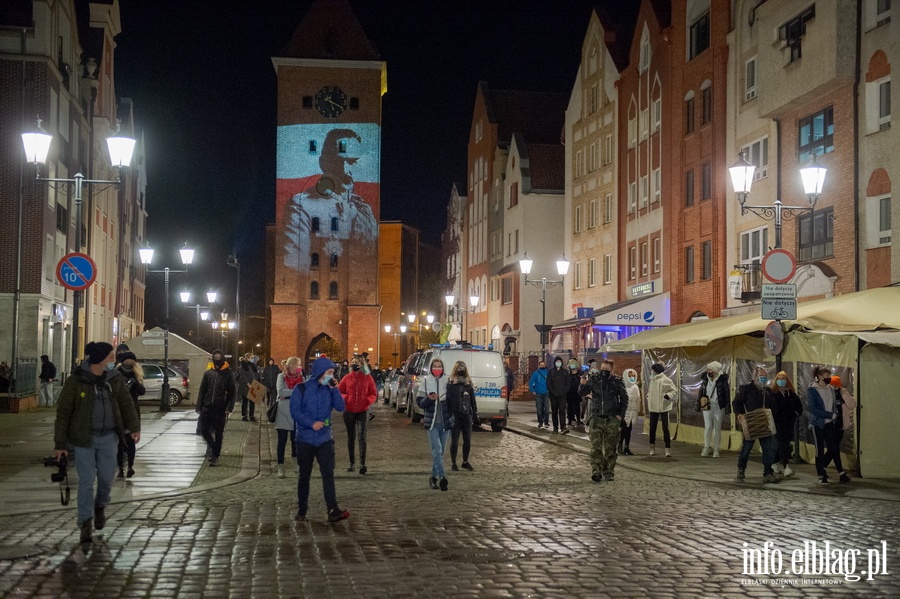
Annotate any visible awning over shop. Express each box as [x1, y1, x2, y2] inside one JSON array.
[[604, 287, 900, 352], [592, 292, 670, 326]]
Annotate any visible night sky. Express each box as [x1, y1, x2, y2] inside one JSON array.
[[115, 0, 599, 335]]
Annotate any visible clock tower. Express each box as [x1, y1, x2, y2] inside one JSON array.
[[271, 0, 386, 364]]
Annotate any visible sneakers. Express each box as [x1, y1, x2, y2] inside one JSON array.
[[461, 462, 474, 471], [763, 473, 780, 484], [117, 468, 125, 479], [94, 506, 107, 530], [839, 472, 851, 483], [701, 447, 710, 457], [591, 471, 602, 482], [368, 413, 376, 421], [79, 519, 93, 543], [818, 476, 829, 484], [664, 448, 672, 457], [347, 463, 355, 473], [712, 451, 720, 458], [359, 465, 368, 475], [327, 508, 350, 522], [126, 468, 135, 478], [773, 463, 783, 474], [439, 477, 449, 492], [276, 465, 285, 478], [429, 476, 439, 490], [735, 469, 746, 482], [552, 429, 559, 434], [537, 423, 544, 429], [294, 510, 306, 522], [561, 428, 570, 435], [783, 465, 794, 477], [649, 446, 656, 456], [603, 472, 615, 482], [242, 416, 248, 422], [451, 464, 460, 472]]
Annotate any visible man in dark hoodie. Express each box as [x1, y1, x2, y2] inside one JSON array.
[[546, 357, 571, 434], [290, 355, 349, 523], [54, 341, 141, 543], [197, 350, 237, 467]]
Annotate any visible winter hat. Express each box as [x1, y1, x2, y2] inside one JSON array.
[[85, 342, 114, 364], [116, 343, 130, 354], [706, 361, 723, 375], [118, 351, 138, 363], [651, 363, 665, 375]]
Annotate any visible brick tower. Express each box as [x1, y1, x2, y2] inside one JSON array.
[[270, 0, 386, 364]]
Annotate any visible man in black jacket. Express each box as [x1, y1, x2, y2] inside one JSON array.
[[39, 355, 57, 406], [197, 350, 237, 466], [579, 360, 628, 481], [732, 366, 779, 483], [546, 357, 570, 434]]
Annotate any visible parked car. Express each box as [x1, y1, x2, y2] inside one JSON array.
[[137, 363, 190, 407], [407, 345, 509, 432], [382, 368, 400, 404], [393, 352, 424, 414]]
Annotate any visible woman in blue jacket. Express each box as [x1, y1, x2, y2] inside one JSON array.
[[417, 358, 454, 491], [290, 356, 349, 522]]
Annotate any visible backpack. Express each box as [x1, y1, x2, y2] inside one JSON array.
[[448, 386, 472, 415]]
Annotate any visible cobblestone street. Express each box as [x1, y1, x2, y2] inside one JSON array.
[[0, 400, 898, 598]]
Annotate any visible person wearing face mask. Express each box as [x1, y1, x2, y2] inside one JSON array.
[[732, 366, 779, 483], [565, 359, 584, 428], [417, 359, 454, 490], [236, 353, 259, 422], [646, 363, 677, 457], [618, 368, 642, 456], [528, 361, 550, 429], [53, 342, 141, 543], [290, 356, 349, 522], [338, 356, 377, 474], [578, 360, 628, 481], [696, 361, 731, 458], [546, 357, 571, 434], [807, 367, 851, 484], [770, 371, 802, 477], [197, 350, 237, 468], [274, 357, 302, 478], [115, 352, 146, 478], [447, 361, 478, 472]]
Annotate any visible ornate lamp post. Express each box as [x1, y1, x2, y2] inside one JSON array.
[[519, 253, 569, 359], [182, 290, 217, 349]]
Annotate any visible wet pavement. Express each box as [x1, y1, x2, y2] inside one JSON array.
[[0, 397, 897, 598]]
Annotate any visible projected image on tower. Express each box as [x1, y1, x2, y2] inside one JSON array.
[[277, 123, 381, 272]]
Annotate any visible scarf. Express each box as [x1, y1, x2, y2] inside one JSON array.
[[284, 370, 304, 389]]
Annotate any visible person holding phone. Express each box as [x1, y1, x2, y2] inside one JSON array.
[[417, 359, 453, 491]]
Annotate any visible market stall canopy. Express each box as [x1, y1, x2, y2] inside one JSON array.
[[604, 287, 900, 351]]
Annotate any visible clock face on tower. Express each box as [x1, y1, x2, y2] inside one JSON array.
[[314, 86, 347, 118]]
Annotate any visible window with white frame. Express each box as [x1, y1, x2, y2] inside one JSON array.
[[575, 205, 583, 233], [868, 194, 892, 246], [745, 57, 757, 101], [652, 237, 661, 272], [590, 84, 599, 113], [589, 199, 598, 228], [590, 142, 598, 171], [574, 261, 582, 289], [879, 196, 892, 244], [628, 181, 637, 214], [871, 0, 892, 27], [588, 258, 596, 287], [652, 97, 662, 132], [741, 136, 769, 180], [879, 79, 891, 129], [514, 229, 519, 254], [740, 225, 768, 264], [604, 193, 613, 223], [639, 27, 651, 73], [629, 246, 637, 280], [779, 5, 816, 63], [640, 242, 648, 276], [689, 11, 710, 60], [652, 168, 661, 203], [575, 149, 584, 178], [603, 135, 613, 165], [628, 115, 637, 148], [603, 254, 612, 284], [640, 175, 649, 208], [640, 108, 649, 140]]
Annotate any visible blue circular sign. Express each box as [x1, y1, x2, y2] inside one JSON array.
[[56, 252, 97, 291]]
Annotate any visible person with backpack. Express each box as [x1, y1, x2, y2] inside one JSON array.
[[528, 361, 550, 429], [447, 361, 478, 472], [39, 355, 57, 407], [115, 352, 146, 478]]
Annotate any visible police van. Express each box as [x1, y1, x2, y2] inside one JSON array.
[[408, 344, 509, 432]]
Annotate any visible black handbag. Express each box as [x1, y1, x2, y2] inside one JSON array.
[[267, 399, 279, 423]]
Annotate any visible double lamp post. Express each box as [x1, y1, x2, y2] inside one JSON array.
[[518, 253, 569, 359]]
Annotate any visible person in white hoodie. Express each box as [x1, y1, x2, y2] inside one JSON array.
[[416, 359, 454, 491], [647, 363, 677, 457], [618, 368, 641, 456]]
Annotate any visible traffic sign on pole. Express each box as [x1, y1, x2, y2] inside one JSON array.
[[761, 249, 797, 284], [761, 298, 797, 320], [56, 253, 97, 291]]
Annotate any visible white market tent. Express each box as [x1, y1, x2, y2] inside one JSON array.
[[132, 328, 211, 405], [604, 287, 900, 478]]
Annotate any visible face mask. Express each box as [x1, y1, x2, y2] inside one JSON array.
[[213, 359, 225, 369], [121, 364, 133, 372], [457, 369, 467, 377], [758, 376, 768, 385], [628, 377, 636, 384], [343, 363, 349, 368], [351, 364, 360, 371], [431, 368, 443, 377], [106, 362, 116, 371], [568, 362, 577, 370], [250, 356, 259, 364], [776, 379, 787, 388], [539, 365, 546, 370], [600, 370, 611, 378], [555, 361, 562, 368], [822, 376, 832, 385], [707, 372, 715, 378], [321, 374, 333, 384], [590, 368, 599, 374]]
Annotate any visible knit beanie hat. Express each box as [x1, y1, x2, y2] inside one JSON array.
[[86, 342, 114, 364], [651, 363, 665, 375], [706, 361, 723, 375]]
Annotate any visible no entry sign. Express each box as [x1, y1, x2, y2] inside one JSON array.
[[56, 252, 97, 291]]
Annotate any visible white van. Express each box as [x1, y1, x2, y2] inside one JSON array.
[[409, 345, 509, 432]]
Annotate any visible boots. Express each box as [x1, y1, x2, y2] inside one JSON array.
[[79, 519, 93, 543], [735, 469, 746, 482], [623, 444, 634, 456]]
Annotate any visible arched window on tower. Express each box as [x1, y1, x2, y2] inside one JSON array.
[[329, 282, 338, 299], [330, 254, 338, 268], [311, 217, 320, 232], [310, 281, 319, 299], [311, 253, 319, 268]]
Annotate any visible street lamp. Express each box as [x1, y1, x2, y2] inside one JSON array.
[[20, 118, 135, 383], [519, 252, 569, 359], [444, 293, 479, 343], [227, 254, 240, 348], [140, 242, 194, 411], [182, 290, 217, 349], [211, 314, 236, 356]]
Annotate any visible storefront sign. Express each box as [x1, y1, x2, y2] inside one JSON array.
[[630, 282, 655, 297], [594, 293, 671, 327]]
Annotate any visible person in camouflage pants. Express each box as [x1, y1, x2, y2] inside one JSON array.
[[579, 360, 628, 482]]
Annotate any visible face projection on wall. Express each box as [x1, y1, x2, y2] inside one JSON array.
[[277, 123, 380, 272]]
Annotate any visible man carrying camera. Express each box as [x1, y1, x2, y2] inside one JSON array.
[[53, 342, 141, 543], [579, 360, 628, 482]]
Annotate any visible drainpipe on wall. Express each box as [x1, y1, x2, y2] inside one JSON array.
[[853, 0, 862, 292]]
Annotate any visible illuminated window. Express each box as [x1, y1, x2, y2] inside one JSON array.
[[798, 106, 834, 163]]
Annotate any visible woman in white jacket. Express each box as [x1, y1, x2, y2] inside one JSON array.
[[273, 357, 303, 478], [647, 363, 677, 457], [618, 368, 641, 456]]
